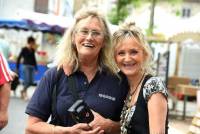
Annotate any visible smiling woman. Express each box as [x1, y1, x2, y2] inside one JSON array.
[[24, 6, 128, 134], [112, 20, 168, 134], [73, 17, 105, 64]]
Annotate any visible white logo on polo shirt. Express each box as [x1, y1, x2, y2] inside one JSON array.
[[98, 93, 116, 101]]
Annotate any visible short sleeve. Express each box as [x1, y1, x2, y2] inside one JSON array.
[[143, 77, 168, 102], [25, 67, 57, 121], [0, 53, 12, 85]]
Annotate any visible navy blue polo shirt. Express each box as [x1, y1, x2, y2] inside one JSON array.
[[26, 67, 128, 126]]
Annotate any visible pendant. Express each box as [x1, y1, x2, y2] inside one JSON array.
[[128, 95, 132, 102], [127, 95, 132, 107]]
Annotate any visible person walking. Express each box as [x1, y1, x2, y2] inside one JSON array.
[[25, 6, 128, 134], [16, 36, 38, 100], [0, 53, 12, 130], [112, 20, 168, 134]]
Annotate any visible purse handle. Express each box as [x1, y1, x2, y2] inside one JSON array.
[[50, 69, 80, 125], [68, 75, 80, 101]]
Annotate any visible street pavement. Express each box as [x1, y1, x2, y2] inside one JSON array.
[[1, 84, 35, 134], [0, 85, 197, 134], [1, 97, 28, 134]]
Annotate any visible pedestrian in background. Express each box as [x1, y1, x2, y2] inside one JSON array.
[[0, 31, 11, 60], [16, 36, 38, 100], [112, 20, 168, 134], [0, 53, 12, 130], [25, 6, 128, 134]]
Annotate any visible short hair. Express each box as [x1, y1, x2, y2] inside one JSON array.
[[112, 20, 155, 75], [55, 6, 118, 74], [27, 36, 35, 44]]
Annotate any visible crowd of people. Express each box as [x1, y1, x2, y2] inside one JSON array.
[[0, 6, 170, 134]]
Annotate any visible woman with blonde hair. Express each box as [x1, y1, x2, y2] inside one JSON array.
[[112, 20, 168, 134], [25, 6, 128, 134]]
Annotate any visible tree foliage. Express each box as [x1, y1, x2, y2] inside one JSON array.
[[108, 0, 182, 35], [108, 0, 135, 25], [108, 0, 148, 25]]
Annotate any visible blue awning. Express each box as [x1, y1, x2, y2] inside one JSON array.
[[0, 19, 29, 30], [0, 19, 66, 35]]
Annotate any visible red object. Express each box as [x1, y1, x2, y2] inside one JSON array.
[[37, 51, 46, 56], [0, 53, 12, 85], [172, 92, 184, 100]]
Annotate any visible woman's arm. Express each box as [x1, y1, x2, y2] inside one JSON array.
[[0, 83, 10, 129], [16, 49, 23, 71], [26, 116, 55, 134], [148, 93, 168, 134], [25, 115, 104, 134]]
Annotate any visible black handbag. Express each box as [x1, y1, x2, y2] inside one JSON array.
[[68, 99, 94, 123], [11, 75, 20, 91], [67, 75, 94, 123], [50, 69, 94, 125]]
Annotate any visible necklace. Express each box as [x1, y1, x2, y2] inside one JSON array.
[[120, 73, 146, 134], [127, 73, 145, 107]]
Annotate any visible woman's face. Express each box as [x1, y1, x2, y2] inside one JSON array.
[[115, 37, 146, 77], [73, 17, 104, 60]]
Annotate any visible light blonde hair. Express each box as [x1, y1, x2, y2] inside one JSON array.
[[112, 20, 155, 75], [55, 6, 118, 74]]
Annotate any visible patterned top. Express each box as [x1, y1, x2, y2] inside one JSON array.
[[143, 77, 168, 101], [120, 76, 168, 134]]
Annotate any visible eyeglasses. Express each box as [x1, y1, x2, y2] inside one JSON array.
[[76, 28, 104, 38]]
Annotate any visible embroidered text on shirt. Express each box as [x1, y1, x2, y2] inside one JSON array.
[[99, 93, 116, 101]]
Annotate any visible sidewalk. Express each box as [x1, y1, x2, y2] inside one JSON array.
[[11, 84, 36, 100], [168, 98, 197, 134], [169, 117, 192, 134], [11, 84, 196, 134]]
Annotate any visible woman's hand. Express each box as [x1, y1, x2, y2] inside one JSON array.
[[0, 111, 8, 130], [54, 123, 104, 134], [89, 111, 107, 130], [10, 70, 18, 79], [89, 111, 120, 134], [26, 116, 104, 134]]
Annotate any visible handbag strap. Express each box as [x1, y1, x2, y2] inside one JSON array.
[[68, 75, 80, 101], [50, 68, 63, 125], [51, 69, 63, 113], [51, 69, 81, 125], [51, 70, 80, 113]]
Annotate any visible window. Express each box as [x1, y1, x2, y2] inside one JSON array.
[[34, 0, 48, 14], [182, 7, 191, 18]]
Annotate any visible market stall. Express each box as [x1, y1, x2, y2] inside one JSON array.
[[0, 16, 70, 83], [166, 18, 200, 120], [168, 31, 200, 77]]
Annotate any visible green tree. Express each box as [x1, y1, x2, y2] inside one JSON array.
[[148, 0, 182, 36], [108, 0, 139, 25], [108, 0, 182, 36], [148, 0, 156, 36], [108, 0, 149, 25]]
